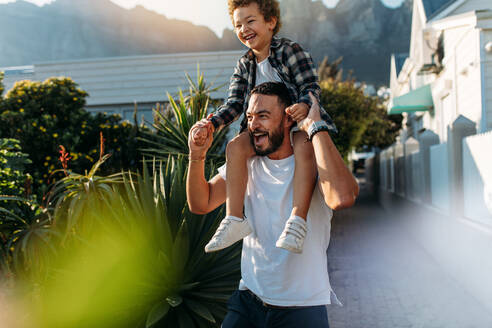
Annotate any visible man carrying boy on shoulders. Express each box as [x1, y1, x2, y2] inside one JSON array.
[[187, 82, 359, 327]]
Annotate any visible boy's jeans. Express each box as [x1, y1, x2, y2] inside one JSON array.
[[221, 289, 330, 328]]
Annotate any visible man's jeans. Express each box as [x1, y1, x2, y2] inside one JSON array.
[[222, 290, 330, 328]]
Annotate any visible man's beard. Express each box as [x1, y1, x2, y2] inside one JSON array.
[[249, 123, 285, 156]]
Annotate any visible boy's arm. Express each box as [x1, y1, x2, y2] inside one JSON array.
[[285, 41, 321, 108], [186, 124, 227, 214], [285, 41, 337, 132], [299, 93, 359, 210], [209, 56, 250, 130]]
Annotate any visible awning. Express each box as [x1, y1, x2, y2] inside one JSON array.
[[389, 84, 434, 114]]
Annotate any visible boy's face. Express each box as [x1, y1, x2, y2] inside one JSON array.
[[233, 2, 277, 54]]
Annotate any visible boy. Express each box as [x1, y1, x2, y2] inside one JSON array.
[[192, 0, 336, 254]]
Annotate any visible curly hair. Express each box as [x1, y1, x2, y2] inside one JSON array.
[[227, 0, 282, 35]]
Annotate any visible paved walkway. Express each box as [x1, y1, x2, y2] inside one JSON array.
[[326, 177, 492, 328]]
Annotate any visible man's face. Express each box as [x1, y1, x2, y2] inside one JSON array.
[[246, 93, 288, 156]]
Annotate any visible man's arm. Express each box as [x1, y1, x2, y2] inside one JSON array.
[[299, 93, 359, 210], [186, 124, 227, 214]]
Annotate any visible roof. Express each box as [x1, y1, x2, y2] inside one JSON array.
[[394, 53, 408, 77], [422, 0, 457, 20]]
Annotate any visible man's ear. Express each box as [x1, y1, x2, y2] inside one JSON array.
[[283, 113, 294, 129]]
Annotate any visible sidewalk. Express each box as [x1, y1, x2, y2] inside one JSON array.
[[326, 177, 492, 328]]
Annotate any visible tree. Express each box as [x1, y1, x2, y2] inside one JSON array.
[[319, 79, 376, 160], [357, 107, 402, 151], [318, 58, 401, 159]]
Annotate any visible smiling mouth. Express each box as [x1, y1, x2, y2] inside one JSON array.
[[252, 131, 268, 147], [244, 34, 256, 41]]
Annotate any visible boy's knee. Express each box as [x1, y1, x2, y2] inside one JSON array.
[[226, 133, 252, 159]]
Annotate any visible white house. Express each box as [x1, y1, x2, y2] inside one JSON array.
[[1, 50, 243, 124], [389, 0, 492, 140], [375, 0, 492, 314]]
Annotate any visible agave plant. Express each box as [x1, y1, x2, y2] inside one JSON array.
[[116, 156, 241, 327], [139, 68, 228, 164], [11, 155, 239, 328], [0, 195, 56, 277]]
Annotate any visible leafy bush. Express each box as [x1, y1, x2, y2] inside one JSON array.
[[0, 138, 32, 200], [0, 77, 142, 197]]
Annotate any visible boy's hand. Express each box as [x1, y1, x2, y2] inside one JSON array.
[[191, 114, 215, 146], [191, 126, 209, 146], [298, 92, 322, 133], [285, 102, 309, 122], [189, 122, 214, 159]]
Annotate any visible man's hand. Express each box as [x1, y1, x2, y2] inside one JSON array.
[[189, 120, 214, 160], [297, 92, 322, 132], [191, 114, 216, 146], [285, 102, 309, 122]]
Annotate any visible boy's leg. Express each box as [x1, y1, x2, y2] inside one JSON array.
[[205, 132, 255, 253], [225, 132, 255, 218], [276, 131, 317, 253]]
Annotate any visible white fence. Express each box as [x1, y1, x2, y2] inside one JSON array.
[[462, 132, 492, 224], [366, 115, 492, 223], [430, 143, 450, 213]]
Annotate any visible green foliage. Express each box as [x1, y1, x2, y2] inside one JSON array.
[[0, 77, 142, 197], [0, 139, 42, 274], [357, 108, 402, 151], [318, 57, 400, 158], [4, 156, 238, 328], [0, 138, 32, 200], [140, 70, 228, 165], [0, 71, 4, 97], [320, 79, 379, 160]]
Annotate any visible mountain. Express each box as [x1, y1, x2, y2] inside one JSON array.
[[0, 0, 412, 86], [278, 0, 412, 85]]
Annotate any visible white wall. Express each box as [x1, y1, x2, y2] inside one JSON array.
[[483, 29, 492, 130]]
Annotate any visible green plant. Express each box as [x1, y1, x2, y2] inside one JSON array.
[[0, 138, 32, 200], [0, 71, 4, 97], [0, 77, 142, 198], [4, 154, 239, 328], [140, 70, 228, 164]]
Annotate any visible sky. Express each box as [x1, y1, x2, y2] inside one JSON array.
[[0, 0, 405, 37]]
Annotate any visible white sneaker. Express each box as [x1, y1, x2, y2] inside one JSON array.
[[275, 216, 307, 253], [205, 216, 252, 253]]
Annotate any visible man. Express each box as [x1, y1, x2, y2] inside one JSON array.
[[187, 82, 359, 327]]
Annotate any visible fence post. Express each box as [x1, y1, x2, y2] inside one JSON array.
[[394, 142, 405, 197], [447, 115, 476, 217], [404, 137, 419, 200], [419, 130, 440, 204]]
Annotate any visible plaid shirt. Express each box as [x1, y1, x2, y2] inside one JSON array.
[[210, 37, 337, 133]]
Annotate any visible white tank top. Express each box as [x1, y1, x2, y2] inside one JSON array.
[[218, 156, 341, 307]]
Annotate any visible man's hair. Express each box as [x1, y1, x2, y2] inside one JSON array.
[[227, 0, 282, 35], [250, 82, 292, 109]]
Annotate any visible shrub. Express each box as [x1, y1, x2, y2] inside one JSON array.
[[0, 77, 142, 197], [0, 138, 32, 200]]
